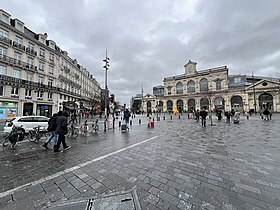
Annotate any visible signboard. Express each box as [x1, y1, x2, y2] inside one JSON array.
[[6, 109, 17, 118]]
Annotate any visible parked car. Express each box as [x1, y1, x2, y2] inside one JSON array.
[[4, 116, 49, 133]]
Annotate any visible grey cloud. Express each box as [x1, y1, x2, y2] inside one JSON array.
[[1, 0, 279, 105]]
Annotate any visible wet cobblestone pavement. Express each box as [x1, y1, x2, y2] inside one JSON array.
[[0, 114, 280, 209]]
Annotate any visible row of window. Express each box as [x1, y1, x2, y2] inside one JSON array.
[[168, 79, 222, 95], [0, 27, 55, 58], [0, 85, 53, 98], [0, 85, 80, 102], [0, 46, 55, 72]]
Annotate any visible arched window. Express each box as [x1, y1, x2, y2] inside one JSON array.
[[200, 98, 209, 110], [176, 100, 184, 113], [200, 78, 208, 92], [188, 99, 195, 111], [176, 82, 183, 94], [167, 100, 173, 112], [187, 80, 195, 93]]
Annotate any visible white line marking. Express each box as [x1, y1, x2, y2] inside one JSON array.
[[0, 134, 163, 198]]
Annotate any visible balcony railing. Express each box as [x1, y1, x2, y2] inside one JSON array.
[[13, 41, 25, 51], [0, 74, 84, 98], [26, 48, 37, 56], [0, 54, 38, 71], [0, 35, 12, 45]]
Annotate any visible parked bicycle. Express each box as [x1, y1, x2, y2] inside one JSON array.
[[67, 122, 79, 138], [2, 126, 26, 148], [29, 125, 48, 142], [90, 119, 99, 133]]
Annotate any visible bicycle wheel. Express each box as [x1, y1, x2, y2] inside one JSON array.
[[2, 133, 10, 146], [95, 124, 99, 133], [73, 128, 79, 138], [28, 131, 37, 142]]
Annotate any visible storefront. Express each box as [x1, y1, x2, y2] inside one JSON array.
[[23, 102, 34, 116], [37, 104, 52, 117], [0, 101, 18, 119]]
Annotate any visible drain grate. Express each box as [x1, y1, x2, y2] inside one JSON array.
[[45, 187, 141, 210]]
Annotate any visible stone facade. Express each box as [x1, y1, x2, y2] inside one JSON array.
[[0, 9, 101, 119], [143, 60, 280, 113]]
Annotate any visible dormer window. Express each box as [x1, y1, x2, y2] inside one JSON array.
[[16, 22, 23, 31], [2, 14, 9, 23], [0, 10, 11, 24], [14, 19, 24, 32], [40, 37, 45, 44]]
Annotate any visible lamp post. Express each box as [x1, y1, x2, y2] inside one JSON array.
[[103, 49, 110, 118]]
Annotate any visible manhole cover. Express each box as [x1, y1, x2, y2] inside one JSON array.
[[45, 187, 141, 210]]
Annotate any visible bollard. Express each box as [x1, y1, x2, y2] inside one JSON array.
[[163, 116, 165, 120], [170, 115, 172, 120], [119, 121, 121, 127], [139, 119, 141, 124], [104, 120, 106, 132], [113, 118, 115, 129], [130, 120, 132, 125], [179, 115, 180, 119]]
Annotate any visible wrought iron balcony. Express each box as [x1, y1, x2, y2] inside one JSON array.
[[13, 41, 25, 51], [0, 35, 12, 45], [0, 54, 38, 71], [64, 66, 70, 74], [26, 47, 37, 56]]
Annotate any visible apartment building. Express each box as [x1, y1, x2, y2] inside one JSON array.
[[143, 60, 280, 113], [0, 9, 101, 119]]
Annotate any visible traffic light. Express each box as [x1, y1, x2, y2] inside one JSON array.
[[109, 95, 114, 103]]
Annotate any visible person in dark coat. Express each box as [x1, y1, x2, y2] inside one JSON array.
[[263, 108, 270, 120], [54, 111, 70, 152], [200, 108, 208, 127], [43, 113, 58, 149], [123, 109, 131, 129]]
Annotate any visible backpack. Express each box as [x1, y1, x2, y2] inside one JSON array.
[[48, 116, 57, 131]]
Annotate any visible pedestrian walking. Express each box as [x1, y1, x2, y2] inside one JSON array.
[[54, 111, 70, 153], [147, 111, 152, 128], [263, 108, 270, 120], [195, 109, 200, 122], [123, 108, 131, 129], [225, 110, 231, 123], [200, 108, 208, 127], [233, 110, 240, 124], [43, 113, 58, 149], [245, 111, 249, 120]]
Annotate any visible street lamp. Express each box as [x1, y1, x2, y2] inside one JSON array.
[[103, 49, 110, 118]]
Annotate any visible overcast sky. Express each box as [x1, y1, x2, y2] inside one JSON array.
[[2, 0, 280, 106]]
